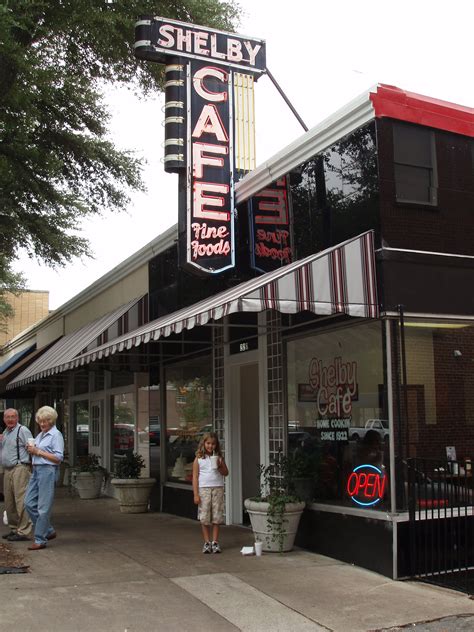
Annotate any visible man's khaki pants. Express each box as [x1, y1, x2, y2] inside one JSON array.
[[4, 464, 33, 536]]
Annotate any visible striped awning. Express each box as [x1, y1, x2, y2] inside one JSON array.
[[0, 342, 60, 396], [8, 296, 144, 388], [0, 344, 36, 374], [8, 232, 377, 388]]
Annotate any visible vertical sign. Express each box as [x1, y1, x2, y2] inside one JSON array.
[[187, 60, 234, 273], [249, 176, 294, 273], [135, 17, 266, 275]]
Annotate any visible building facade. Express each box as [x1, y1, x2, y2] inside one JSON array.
[[2, 85, 473, 581]]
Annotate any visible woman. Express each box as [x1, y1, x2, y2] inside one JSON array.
[[25, 406, 64, 550]]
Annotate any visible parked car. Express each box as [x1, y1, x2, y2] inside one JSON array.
[[350, 419, 389, 443], [114, 423, 134, 454], [148, 423, 161, 446]]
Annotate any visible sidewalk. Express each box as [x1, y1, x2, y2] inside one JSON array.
[[2, 489, 474, 632]]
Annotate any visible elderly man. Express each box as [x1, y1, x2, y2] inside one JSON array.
[[1, 408, 33, 541]]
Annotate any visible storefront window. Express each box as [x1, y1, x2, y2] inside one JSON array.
[[147, 368, 161, 483], [136, 373, 151, 475], [286, 321, 388, 510], [74, 400, 89, 458], [396, 321, 474, 459], [165, 356, 212, 484], [112, 392, 135, 467], [16, 400, 34, 433], [391, 320, 474, 511]]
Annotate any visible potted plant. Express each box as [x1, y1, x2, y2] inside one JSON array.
[[72, 454, 107, 499], [110, 452, 155, 513], [244, 451, 306, 552]]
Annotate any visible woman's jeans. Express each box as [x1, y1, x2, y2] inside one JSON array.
[[25, 465, 57, 545]]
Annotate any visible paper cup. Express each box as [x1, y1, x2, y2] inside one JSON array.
[[27, 438, 35, 447], [254, 541, 263, 556], [210, 455, 219, 470]]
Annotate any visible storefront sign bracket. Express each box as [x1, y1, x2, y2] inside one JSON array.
[[265, 67, 308, 132]]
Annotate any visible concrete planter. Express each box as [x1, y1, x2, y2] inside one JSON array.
[[111, 478, 156, 513], [74, 471, 104, 499], [244, 499, 305, 552]]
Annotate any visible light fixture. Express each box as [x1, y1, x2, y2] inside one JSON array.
[[404, 322, 469, 329]]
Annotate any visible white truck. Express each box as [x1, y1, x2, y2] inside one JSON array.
[[350, 419, 389, 443]]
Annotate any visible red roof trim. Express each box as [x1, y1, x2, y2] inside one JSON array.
[[370, 84, 474, 137]]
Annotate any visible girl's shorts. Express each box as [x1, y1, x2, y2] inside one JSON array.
[[198, 486, 224, 525]]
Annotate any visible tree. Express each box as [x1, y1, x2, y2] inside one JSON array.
[[0, 258, 25, 333], [0, 0, 240, 320]]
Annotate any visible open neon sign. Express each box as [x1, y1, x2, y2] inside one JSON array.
[[346, 464, 387, 507]]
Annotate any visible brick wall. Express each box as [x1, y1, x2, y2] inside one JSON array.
[[0, 291, 49, 347], [377, 118, 474, 255]]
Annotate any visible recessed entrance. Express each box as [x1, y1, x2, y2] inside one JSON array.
[[240, 363, 260, 522], [228, 355, 260, 524]]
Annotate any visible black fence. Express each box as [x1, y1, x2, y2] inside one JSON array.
[[405, 458, 474, 594]]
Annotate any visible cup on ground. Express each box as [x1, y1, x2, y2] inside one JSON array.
[[254, 541, 263, 556]]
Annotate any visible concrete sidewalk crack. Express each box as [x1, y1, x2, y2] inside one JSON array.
[[173, 572, 331, 631]]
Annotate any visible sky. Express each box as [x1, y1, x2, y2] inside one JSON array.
[[13, 0, 474, 310]]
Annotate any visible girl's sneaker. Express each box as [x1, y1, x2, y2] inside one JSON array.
[[211, 541, 221, 554], [202, 541, 212, 554]]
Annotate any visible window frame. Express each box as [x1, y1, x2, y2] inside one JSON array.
[[393, 121, 438, 207]]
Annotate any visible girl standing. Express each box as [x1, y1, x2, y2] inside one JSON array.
[[192, 432, 228, 553]]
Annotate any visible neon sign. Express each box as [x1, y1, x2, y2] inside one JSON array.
[[135, 17, 266, 74], [308, 356, 358, 417], [346, 464, 387, 507], [135, 17, 266, 275], [187, 60, 233, 273], [249, 176, 293, 272]]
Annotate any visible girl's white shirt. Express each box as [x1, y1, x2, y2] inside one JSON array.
[[198, 455, 224, 487]]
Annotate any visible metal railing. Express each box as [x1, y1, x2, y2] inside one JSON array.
[[405, 457, 474, 594]]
